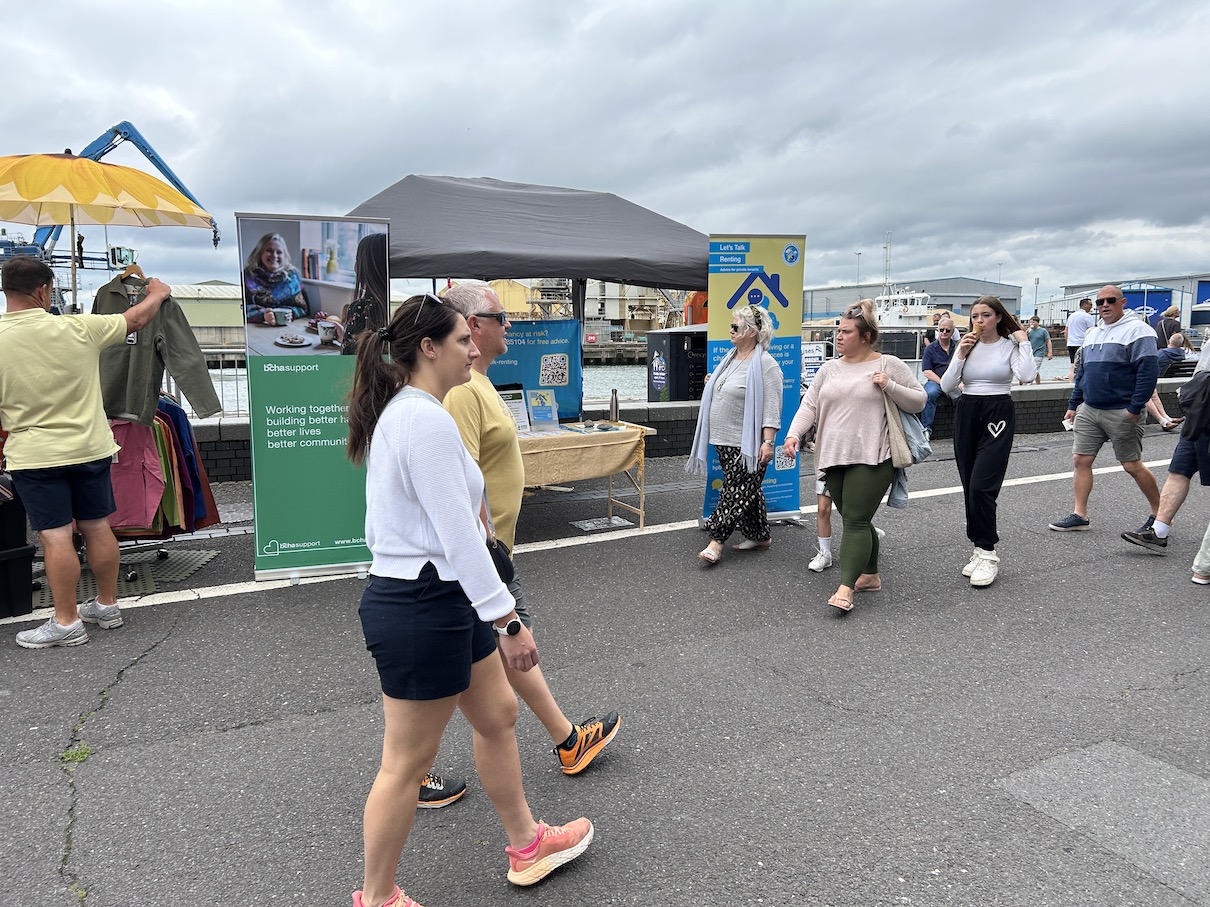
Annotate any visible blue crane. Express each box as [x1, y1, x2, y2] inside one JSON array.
[[31, 120, 220, 262]]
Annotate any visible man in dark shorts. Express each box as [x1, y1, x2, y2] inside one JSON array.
[[0, 256, 169, 648], [442, 284, 621, 787], [1121, 357, 1210, 554], [1064, 298, 1095, 380]]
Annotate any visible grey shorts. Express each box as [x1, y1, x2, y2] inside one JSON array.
[[1072, 404, 1144, 462], [507, 566, 533, 628]]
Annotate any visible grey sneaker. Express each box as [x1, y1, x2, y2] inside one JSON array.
[[808, 549, 832, 572], [78, 598, 124, 629], [1049, 513, 1090, 531], [1121, 527, 1168, 554], [1135, 515, 1155, 533], [16, 618, 89, 649]]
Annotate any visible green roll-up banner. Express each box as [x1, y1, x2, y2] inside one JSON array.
[[237, 213, 387, 579]]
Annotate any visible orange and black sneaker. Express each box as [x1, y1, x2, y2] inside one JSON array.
[[505, 818, 594, 886], [554, 712, 620, 775], [417, 771, 466, 809]]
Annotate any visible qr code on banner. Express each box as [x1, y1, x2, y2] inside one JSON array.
[[539, 353, 570, 387]]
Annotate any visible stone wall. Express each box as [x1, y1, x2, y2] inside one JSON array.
[[194, 378, 1188, 479]]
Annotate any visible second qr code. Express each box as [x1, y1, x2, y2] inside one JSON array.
[[539, 354, 570, 387]]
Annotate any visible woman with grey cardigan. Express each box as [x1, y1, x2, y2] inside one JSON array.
[[686, 305, 782, 565]]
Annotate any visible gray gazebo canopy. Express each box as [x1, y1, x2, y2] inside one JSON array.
[[348, 174, 708, 290]]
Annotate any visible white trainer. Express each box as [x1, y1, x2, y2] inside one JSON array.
[[808, 549, 832, 572], [874, 527, 885, 542], [962, 547, 983, 577], [969, 550, 1000, 587]]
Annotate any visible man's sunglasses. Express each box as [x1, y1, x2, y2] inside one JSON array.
[[938, 328, 954, 334], [1096, 297, 1120, 306], [474, 310, 509, 325]]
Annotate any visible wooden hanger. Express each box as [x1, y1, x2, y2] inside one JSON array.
[[119, 263, 145, 280]]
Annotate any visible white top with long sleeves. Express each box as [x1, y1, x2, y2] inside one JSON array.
[[364, 387, 515, 623], [941, 337, 1037, 396]]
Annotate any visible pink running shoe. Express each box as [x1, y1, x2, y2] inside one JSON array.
[[505, 818, 595, 886], [352, 886, 423, 907]]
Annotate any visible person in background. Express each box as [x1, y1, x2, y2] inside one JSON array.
[[1025, 315, 1052, 384], [941, 296, 1036, 587], [686, 305, 783, 565], [920, 316, 957, 437], [242, 232, 308, 325], [1049, 286, 1160, 533], [346, 294, 593, 907], [1154, 305, 1182, 350], [441, 283, 620, 785], [1121, 351, 1210, 556], [807, 474, 885, 573], [1138, 332, 1190, 432], [342, 232, 390, 355], [0, 256, 170, 648], [1064, 298, 1095, 380], [782, 299, 925, 612]]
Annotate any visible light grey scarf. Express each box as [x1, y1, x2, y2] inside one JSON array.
[[685, 348, 768, 475]]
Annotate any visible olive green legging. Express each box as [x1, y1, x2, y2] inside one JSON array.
[[823, 459, 895, 588]]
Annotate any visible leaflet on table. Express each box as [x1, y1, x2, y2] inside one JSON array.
[[526, 389, 560, 431], [498, 389, 531, 434]]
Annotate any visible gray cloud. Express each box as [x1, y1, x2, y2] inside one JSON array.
[[3, 0, 1208, 309]]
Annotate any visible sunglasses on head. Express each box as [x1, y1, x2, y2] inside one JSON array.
[[413, 292, 446, 325], [844, 306, 865, 319], [473, 310, 509, 325]]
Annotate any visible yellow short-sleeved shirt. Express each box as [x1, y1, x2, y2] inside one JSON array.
[[0, 308, 129, 469], [444, 370, 525, 550]]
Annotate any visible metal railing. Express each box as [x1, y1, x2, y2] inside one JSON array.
[[163, 347, 250, 419]]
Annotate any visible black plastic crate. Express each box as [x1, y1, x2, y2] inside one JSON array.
[[0, 544, 36, 618]]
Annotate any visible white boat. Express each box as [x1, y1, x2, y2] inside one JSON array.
[[872, 287, 934, 327]]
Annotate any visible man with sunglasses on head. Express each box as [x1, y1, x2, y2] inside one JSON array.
[[1049, 286, 1160, 532], [430, 284, 620, 801], [919, 316, 957, 439]]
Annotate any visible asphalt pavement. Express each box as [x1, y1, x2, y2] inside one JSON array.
[[2, 426, 1208, 906]]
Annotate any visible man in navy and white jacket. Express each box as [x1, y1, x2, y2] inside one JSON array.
[[1049, 285, 1161, 532]]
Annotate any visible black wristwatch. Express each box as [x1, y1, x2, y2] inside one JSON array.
[[494, 618, 523, 637]]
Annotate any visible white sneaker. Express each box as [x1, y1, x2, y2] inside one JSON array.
[[874, 527, 885, 542], [808, 549, 832, 572], [969, 550, 1000, 587], [962, 547, 983, 577]]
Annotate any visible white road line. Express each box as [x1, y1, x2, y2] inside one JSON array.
[[0, 458, 1172, 626]]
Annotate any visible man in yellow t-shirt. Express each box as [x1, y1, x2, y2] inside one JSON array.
[[429, 284, 619, 805], [0, 256, 169, 649]]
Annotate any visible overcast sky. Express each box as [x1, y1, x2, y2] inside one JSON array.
[[4, 0, 1208, 307]]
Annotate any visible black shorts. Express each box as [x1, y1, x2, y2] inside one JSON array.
[[359, 563, 497, 700], [1168, 435, 1210, 485], [11, 457, 116, 531], [1068, 346, 1080, 364]]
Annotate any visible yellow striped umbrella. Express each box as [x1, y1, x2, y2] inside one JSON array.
[[0, 153, 213, 228]]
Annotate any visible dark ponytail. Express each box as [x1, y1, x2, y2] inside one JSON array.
[[345, 293, 460, 464]]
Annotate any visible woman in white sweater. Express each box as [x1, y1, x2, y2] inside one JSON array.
[[345, 295, 593, 907], [940, 295, 1036, 587], [783, 299, 925, 612]]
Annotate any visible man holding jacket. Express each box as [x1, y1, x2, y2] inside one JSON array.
[[0, 256, 169, 648], [1049, 286, 1160, 532]]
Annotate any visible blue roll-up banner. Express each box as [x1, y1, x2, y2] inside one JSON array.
[[701, 235, 806, 521], [486, 319, 582, 420]]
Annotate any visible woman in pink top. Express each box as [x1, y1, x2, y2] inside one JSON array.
[[784, 299, 925, 613]]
